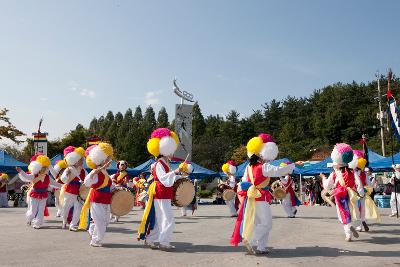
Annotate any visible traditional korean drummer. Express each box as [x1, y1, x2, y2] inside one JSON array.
[[221, 161, 238, 217], [179, 162, 195, 217], [78, 142, 114, 247], [110, 160, 131, 222], [137, 128, 185, 251]]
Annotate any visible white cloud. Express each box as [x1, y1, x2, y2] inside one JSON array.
[[145, 91, 162, 106], [40, 97, 48, 101], [80, 88, 96, 98], [216, 74, 228, 81], [68, 82, 96, 98]]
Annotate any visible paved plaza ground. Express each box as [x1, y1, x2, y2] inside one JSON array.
[[0, 203, 399, 267]]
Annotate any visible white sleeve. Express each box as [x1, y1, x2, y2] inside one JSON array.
[[241, 168, 248, 183], [228, 175, 236, 188], [354, 171, 364, 194], [322, 172, 335, 190], [61, 167, 72, 184], [18, 171, 34, 183], [83, 170, 98, 187], [48, 178, 62, 189], [262, 163, 295, 178], [156, 163, 179, 187], [49, 166, 58, 179], [365, 175, 372, 186]]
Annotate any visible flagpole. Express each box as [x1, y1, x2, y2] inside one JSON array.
[[387, 69, 399, 218], [376, 71, 386, 156]]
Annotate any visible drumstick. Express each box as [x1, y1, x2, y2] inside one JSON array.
[[183, 153, 190, 163], [179, 154, 191, 174]]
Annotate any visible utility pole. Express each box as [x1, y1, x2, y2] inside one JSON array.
[[376, 71, 386, 156]]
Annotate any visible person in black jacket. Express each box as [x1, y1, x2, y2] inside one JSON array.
[[312, 177, 323, 205]]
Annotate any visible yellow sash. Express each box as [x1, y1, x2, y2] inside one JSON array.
[[242, 166, 270, 243], [336, 170, 360, 221], [137, 181, 157, 240], [347, 188, 360, 220], [363, 186, 381, 223], [78, 174, 110, 230], [116, 171, 127, 183]]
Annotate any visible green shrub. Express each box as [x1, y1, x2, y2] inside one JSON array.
[[198, 189, 213, 198]]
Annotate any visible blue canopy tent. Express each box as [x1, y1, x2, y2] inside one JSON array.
[[50, 154, 139, 176], [0, 150, 28, 175], [301, 149, 385, 175], [132, 158, 218, 179], [369, 152, 400, 171]]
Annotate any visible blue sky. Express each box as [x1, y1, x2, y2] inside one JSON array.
[[1, 0, 399, 143]]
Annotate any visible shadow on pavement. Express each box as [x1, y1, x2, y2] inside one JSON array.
[[102, 243, 143, 249], [107, 226, 135, 234], [267, 246, 400, 258], [362, 236, 400, 245], [170, 242, 243, 253]]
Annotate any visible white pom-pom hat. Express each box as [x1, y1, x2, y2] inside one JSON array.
[[222, 160, 237, 175], [53, 159, 67, 176], [246, 133, 278, 161], [147, 128, 180, 157], [28, 154, 51, 175], [64, 146, 85, 166], [85, 143, 114, 169], [331, 143, 354, 167]]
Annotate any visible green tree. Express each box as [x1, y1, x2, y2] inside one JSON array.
[[156, 107, 169, 128], [0, 108, 24, 143], [192, 102, 206, 140], [106, 112, 123, 147], [142, 106, 157, 136], [99, 111, 114, 140]]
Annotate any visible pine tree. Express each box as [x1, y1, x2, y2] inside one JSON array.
[[116, 109, 133, 159], [106, 112, 123, 148], [99, 111, 114, 141], [143, 106, 156, 136], [157, 107, 169, 128], [133, 106, 143, 126], [88, 117, 98, 133], [192, 102, 206, 141]]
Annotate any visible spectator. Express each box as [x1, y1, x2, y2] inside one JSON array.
[[312, 177, 323, 205]]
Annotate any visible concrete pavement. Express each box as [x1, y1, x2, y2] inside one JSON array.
[[0, 204, 399, 267]]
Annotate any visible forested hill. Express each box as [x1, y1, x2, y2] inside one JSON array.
[[21, 78, 400, 171]]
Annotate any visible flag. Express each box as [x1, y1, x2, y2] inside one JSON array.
[[387, 70, 400, 143]]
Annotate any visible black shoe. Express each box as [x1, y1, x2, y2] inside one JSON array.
[[362, 221, 369, 232], [350, 226, 359, 238]]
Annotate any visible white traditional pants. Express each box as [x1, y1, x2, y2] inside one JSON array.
[[89, 202, 110, 244], [181, 206, 187, 216], [226, 198, 237, 216], [62, 192, 82, 227], [147, 199, 174, 246], [250, 201, 272, 252], [54, 191, 61, 216], [26, 197, 46, 228], [343, 223, 356, 239], [390, 192, 400, 215], [0, 192, 8, 207], [282, 194, 296, 217]]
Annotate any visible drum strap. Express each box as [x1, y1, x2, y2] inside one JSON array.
[[116, 171, 128, 183], [242, 166, 270, 243], [78, 174, 110, 230]]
